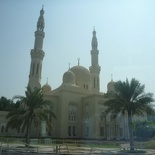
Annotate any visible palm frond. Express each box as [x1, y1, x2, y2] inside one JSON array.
[[6, 86, 56, 141]]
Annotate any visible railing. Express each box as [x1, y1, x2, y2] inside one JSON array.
[[0, 138, 119, 154], [0, 137, 118, 146], [0, 142, 2, 155], [0, 142, 54, 155], [1, 138, 155, 154]]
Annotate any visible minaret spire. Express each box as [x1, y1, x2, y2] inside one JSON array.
[[68, 63, 71, 70], [89, 28, 101, 93], [34, 7, 45, 50], [91, 28, 98, 50], [111, 74, 113, 81], [37, 6, 45, 31], [28, 8, 45, 90], [77, 57, 80, 66]]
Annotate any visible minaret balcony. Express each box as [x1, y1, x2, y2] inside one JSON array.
[[31, 49, 45, 59], [89, 66, 101, 72]]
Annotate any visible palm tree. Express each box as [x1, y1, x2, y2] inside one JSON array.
[[0, 96, 12, 111], [0, 96, 21, 111], [6, 86, 56, 146], [104, 78, 154, 150]]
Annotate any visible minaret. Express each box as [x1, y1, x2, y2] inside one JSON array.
[[89, 28, 101, 93], [28, 7, 45, 90]]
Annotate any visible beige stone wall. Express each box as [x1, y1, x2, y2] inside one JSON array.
[[0, 89, 147, 140], [0, 111, 39, 137]]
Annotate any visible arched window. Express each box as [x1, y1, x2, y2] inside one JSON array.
[[17, 127, 20, 133], [94, 77, 96, 88], [5, 127, 8, 133], [86, 112, 89, 121], [97, 77, 99, 87], [100, 127, 104, 136], [100, 112, 106, 121], [68, 104, 77, 122], [32, 63, 35, 76], [1, 126, 4, 133], [68, 126, 76, 137], [110, 114, 116, 122], [68, 112, 76, 122], [36, 64, 39, 74], [68, 104, 77, 137], [85, 104, 90, 121], [85, 126, 89, 137]]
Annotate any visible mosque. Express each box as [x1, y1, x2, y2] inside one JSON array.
[[0, 8, 133, 140], [26, 7, 131, 140]]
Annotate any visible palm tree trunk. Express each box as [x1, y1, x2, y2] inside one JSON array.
[[128, 111, 135, 150], [25, 123, 30, 147], [25, 118, 32, 147]]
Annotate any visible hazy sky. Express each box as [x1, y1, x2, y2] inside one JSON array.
[[1, 0, 155, 99]]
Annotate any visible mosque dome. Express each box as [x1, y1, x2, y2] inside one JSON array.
[[70, 65, 92, 89], [107, 80, 115, 92], [63, 69, 75, 84], [42, 83, 51, 94]]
